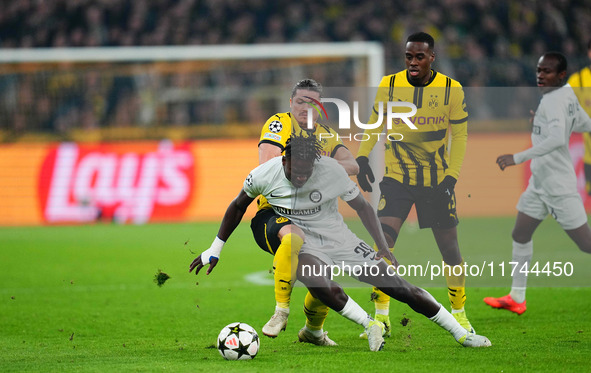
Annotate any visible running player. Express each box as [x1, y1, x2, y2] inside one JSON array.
[[484, 52, 591, 314]]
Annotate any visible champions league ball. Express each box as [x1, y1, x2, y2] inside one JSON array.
[[217, 322, 260, 360]]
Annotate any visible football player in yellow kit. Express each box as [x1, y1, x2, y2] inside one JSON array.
[[355, 32, 474, 337]]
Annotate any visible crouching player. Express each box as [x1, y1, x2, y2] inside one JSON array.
[[189, 135, 491, 350]]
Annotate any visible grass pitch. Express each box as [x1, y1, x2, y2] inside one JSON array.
[[1, 218, 590, 372]]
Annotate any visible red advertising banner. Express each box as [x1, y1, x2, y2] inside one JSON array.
[[0, 135, 588, 226], [0, 139, 260, 226], [38, 141, 195, 224]]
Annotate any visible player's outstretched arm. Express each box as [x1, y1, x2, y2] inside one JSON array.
[[346, 193, 398, 266], [189, 190, 255, 276], [510, 121, 566, 165]]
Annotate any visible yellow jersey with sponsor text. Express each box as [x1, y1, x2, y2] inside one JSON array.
[[357, 70, 468, 187]]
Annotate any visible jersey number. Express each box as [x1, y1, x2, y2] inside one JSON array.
[[354, 242, 376, 260]]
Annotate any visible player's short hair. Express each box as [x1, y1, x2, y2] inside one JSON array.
[[291, 79, 323, 98], [587, 39, 591, 51], [543, 51, 567, 73], [284, 134, 322, 163], [407, 32, 435, 50]]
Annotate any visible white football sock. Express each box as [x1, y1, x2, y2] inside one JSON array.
[[275, 306, 289, 314], [338, 297, 372, 328], [375, 308, 389, 316], [304, 326, 323, 338], [429, 305, 467, 341], [510, 240, 533, 303]]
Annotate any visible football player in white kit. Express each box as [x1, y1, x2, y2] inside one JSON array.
[[190, 134, 491, 351], [485, 52, 591, 315]]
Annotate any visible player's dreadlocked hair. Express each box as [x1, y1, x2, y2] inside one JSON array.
[[284, 134, 322, 163]]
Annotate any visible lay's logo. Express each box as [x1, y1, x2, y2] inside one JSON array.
[[38, 140, 194, 224]]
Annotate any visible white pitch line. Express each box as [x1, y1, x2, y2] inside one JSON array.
[[244, 270, 274, 286]]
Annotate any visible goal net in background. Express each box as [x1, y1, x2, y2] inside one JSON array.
[[0, 42, 385, 225], [0, 42, 384, 142]]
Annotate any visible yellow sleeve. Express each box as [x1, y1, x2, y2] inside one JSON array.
[[570, 70, 591, 164], [446, 83, 468, 179], [357, 76, 390, 158], [325, 127, 347, 156], [567, 72, 581, 87], [447, 121, 467, 180], [259, 114, 291, 150]]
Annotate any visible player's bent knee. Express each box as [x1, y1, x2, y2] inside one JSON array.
[[577, 240, 591, 254], [563, 223, 591, 254], [331, 285, 349, 308], [511, 230, 532, 244], [279, 224, 305, 242]]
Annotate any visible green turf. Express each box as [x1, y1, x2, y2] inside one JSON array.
[[0, 218, 590, 372]]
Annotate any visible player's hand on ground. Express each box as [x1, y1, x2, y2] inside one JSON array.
[[435, 175, 457, 199], [189, 247, 220, 275], [356, 156, 375, 192], [496, 154, 515, 171]]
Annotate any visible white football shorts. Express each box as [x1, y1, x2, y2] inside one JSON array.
[[517, 185, 588, 230], [299, 237, 387, 277]]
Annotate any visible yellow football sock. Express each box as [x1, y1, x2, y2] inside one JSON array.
[[444, 261, 466, 311], [371, 243, 392, 314], [303, 291, 329, 330], [273, 233, 304, 308], [372, 287, 391, 313]]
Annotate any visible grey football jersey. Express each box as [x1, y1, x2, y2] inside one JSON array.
[[244, 156, 360, 248], [514, 84, 591, 195]]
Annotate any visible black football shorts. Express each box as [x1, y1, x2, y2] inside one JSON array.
[[377, 177, 458, 229], [250, 208, 292, 255]]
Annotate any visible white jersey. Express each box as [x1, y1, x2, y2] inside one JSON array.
[[514, 83, 591, 195], [243, 156, 360, 249]]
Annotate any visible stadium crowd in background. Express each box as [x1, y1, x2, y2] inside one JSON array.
[[1, 0, 590, 135], [1, 0, 590, 86]]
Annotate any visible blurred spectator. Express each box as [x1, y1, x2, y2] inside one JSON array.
[[1, 0, 590, 134], [0, 0, 588, 80]]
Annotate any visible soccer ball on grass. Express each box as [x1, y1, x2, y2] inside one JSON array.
[[217, 322, 260, 360]]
